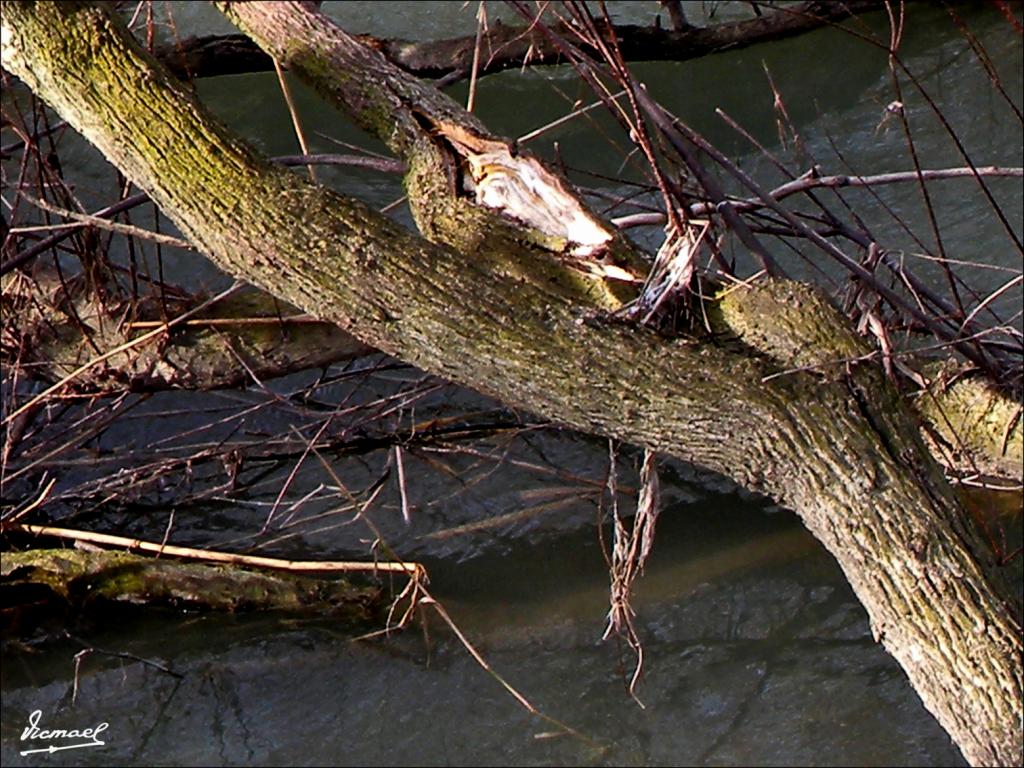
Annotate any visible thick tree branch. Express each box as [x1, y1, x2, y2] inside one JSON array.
[[2, 3, 1020, 765]]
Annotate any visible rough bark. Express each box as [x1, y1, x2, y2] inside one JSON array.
[[916, 363, 1024, 483], [1, 547, 383, 635], [1, 3, 1020, 765], [1, 266, 374, 393], [5, 267, 1017, 482], [3, 234, 1016, 484]]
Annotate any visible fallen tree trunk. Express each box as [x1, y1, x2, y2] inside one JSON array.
[[1, 266, 374, 393], [8, 265, 1018, 481], [1, 3, 1020, 765], [154, 1, 889, 85], [1, 546, 383, 637]]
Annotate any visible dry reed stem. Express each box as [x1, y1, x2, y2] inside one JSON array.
[[10, 524, 422, 576], [466, 1, 487, 113], [602, 446, 660, 703], [273, 56, 317, 183]]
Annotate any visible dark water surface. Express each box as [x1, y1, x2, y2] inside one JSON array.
[[1, 500, 964, 766], [4, 1, 1019, 765]]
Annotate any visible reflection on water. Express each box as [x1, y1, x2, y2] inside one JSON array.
[[1, 500, 964, 767]]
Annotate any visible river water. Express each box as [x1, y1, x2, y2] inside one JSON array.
[[3, 1, 1021, 765]]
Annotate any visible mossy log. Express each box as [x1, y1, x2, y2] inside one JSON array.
[[1, 548, 383, 637], [2, 3, 1020, 765], [6, 269, 1017, 485], [713, 283, 1023, 485]]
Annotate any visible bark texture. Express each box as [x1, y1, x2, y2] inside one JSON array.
[[2, 266, 373, 393], [1, 3, 1020, 764], [1, 548, 383, 629], [916, 363, 1024, 483]]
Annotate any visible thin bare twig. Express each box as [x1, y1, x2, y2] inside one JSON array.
[[16, 191, 193, 249], [273, 56, 317, 183], [12, 523, 422, 575]]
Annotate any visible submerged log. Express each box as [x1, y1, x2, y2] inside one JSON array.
[[1, 548, 384, 638]]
